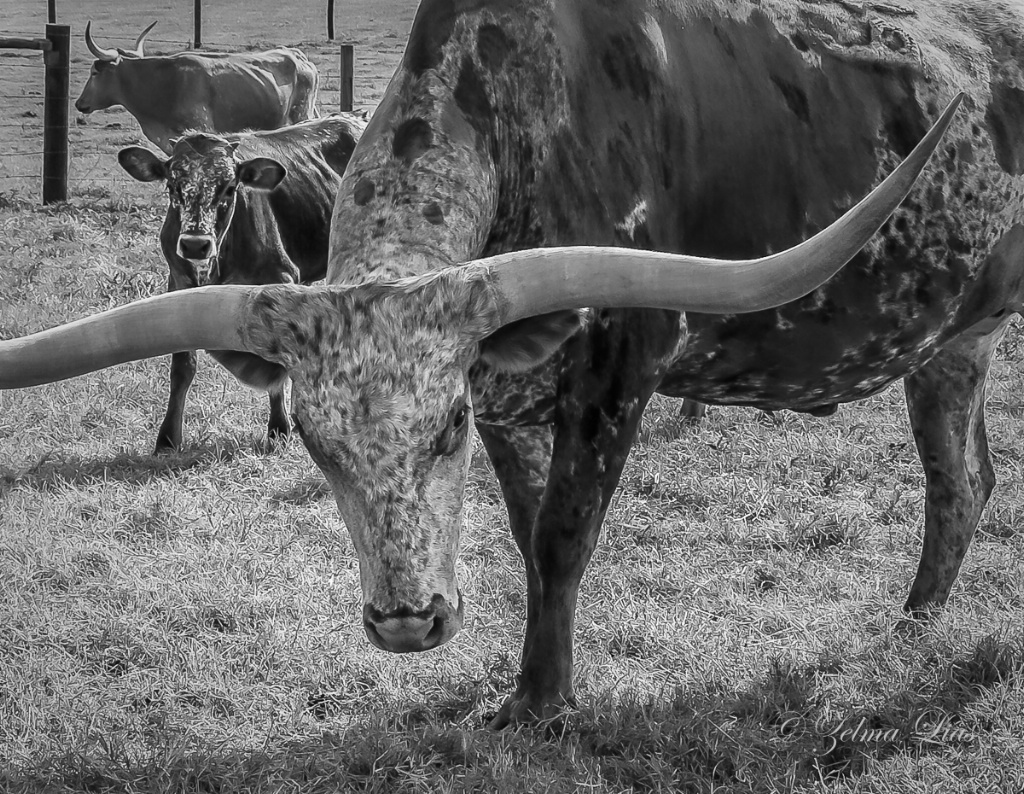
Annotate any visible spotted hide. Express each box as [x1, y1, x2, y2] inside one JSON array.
[[311, 0, 1024, 724], [119, 114, 366, 451], [3, 0, 1022, 729]]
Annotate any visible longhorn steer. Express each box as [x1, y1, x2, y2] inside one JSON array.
[[75, 22, 320, 153], [0, 0, 1007, 729], [117, 114, 366, 452]]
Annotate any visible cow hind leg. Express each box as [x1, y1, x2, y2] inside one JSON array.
[[155, 350, 197, 453], [266, 381, 291, 447], [903, 318, 1009, 615], [289, 64, 320, 122], [679, 399, 708, 421]]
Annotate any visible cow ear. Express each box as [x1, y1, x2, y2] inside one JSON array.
[[478, 310, 583, 373], [236, 157, 287, 191], [117, 146, 168, 182], [206, 351, 287, 392]]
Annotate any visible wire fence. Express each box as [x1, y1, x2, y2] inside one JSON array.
[[0, 36, 48, 183]]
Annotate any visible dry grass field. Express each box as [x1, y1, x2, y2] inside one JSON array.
[[2, 1, 1024, 792]]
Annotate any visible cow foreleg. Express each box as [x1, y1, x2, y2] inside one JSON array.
[[490, 308, 680, 728], [155, 350, 198, 453], [903, 319, 1007, 615], [476, 423, 552, 666], [155, 267, 199, 453]]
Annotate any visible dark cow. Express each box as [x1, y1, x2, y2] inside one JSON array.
[[118, 114, 366, 451], [1, 0, 1012, 730], [76, 22, 320, 153]]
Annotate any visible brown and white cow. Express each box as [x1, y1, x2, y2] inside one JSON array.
[[75, 22, 320, 153], [117, 114, 366, 451], [2, 0, 1014, 728]]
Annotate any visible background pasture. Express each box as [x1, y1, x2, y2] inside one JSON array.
[[2, 1, 1024, 791]]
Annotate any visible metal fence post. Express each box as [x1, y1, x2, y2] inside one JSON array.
[[193, 0, 202, 48], [327, 0, 335, 40], [43, 23, 70, 204], [340, 44, 353, 112], [47, 0, 56, 23]]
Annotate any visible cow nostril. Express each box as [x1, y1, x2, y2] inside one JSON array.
[[362, 596, 459, 653], [178, 236, 213, 260]]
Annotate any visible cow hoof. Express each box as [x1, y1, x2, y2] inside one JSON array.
[[261, 425, 291, 453], [154, 436, 181, 454], [892, 615, 931, 641], [901, 597, 945, 621], [487, 688, 575, 731]]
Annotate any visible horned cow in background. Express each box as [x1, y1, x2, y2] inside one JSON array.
[[118, 113, 366, 451], [76, 22, 321, 153]]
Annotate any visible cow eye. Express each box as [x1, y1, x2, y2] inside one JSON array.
[[434, 403, 469, 456]]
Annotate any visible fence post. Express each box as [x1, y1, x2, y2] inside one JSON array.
[[47, 0, 56, 23], [193, 0, 202, 48], [327, 0, 335, 40], [43, 23, 70, 204], [339, 44, 353, 112]]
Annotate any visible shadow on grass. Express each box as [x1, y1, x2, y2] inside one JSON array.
[[267, 478, 333, 505], [0, 438, 247, 494], [2, 633, 1020, 793]]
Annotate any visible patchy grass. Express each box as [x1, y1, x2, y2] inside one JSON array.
[[2, 178, 1023, 793], [2, 2, 1024, 792]]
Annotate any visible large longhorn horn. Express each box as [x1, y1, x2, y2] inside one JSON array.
[[0, 286, 259, 389], [84, 21, 119, 62], [0, 95, 962, 390], [134, 21, 158, 56], [479, 94, 964, 325]]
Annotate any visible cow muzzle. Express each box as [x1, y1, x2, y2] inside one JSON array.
[[362, 593, 463, 653], [74, 97, 92, 113], [177, 234, 217, 263]]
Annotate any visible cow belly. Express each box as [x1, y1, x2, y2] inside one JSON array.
[[656, 307, 958, 412], [656, 212, 1024, 411]]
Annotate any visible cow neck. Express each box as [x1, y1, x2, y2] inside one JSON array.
[[326, 65, 499, 288], [117, 58, 188, 149]]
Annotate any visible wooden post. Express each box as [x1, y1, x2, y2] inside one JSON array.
[[43, 23, 69, 204], [47, 0, 56, 24], [339, 44, 353, 112], [327, 0, 335, 40], [193, 0, 202, 48]]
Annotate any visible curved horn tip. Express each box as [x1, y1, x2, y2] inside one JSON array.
[[135, 21, 158, 55], [85, 21, 119, 62], [935, 92, 965, 134]]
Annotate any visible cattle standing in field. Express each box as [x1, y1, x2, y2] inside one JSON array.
[[117, 113, 366, 452], [2, 0, 1016, 729], [75, 22, 320, 153]]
